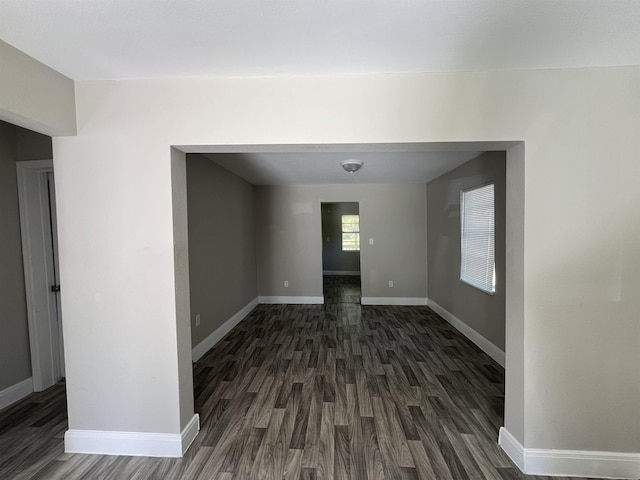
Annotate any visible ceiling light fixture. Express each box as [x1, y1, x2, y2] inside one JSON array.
[[341, 159, 364, 173]]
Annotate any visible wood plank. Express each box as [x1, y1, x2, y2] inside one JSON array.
[[0, 281, 592, 480]]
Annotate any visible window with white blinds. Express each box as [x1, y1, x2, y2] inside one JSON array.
[[460, 183, 495, 294]]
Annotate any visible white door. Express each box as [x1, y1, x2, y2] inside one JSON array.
[[17, 160, 65, 390], [45, 172, 64, 379]]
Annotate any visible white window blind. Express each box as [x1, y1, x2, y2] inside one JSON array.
[[460, 183, 495, 294], [341, 215, 360, 251]]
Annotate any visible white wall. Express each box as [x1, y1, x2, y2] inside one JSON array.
[[255, 184, 427, 301], [54, 137, 186, 435], [46, 67, 640, 464], [170, 148, 195, 431], [0, 40, 76, 136]]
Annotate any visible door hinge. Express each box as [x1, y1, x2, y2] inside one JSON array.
[[51, 285, 61, 293]]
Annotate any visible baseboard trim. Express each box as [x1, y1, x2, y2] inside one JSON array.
[[258, 296, 324, 305], [180, 414, 200, 455], [427, 298, 505, 367], [361, 297, 428, 306], [0, 377, 33, 411], [323, 270, 361, 276], [499, 427, 640, 479], [192, 298, 259, 362], [65, 414, 200, 458], [498, 427, 526, 472]]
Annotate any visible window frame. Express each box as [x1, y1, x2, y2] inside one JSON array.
[[460, 182, 496, 295], [341, 214, 360, 252]]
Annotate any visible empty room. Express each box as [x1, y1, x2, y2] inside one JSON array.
[[1, 1, 639, 479]]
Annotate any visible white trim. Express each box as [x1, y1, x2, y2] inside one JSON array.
[[427, 298, 505, 367], [180, 414, 201, 455], [323, 270, 361, 276], [259, 296, 324, 305], [16, 160, 63, 392], [361, 297, 428, 306], [0, 377, 33, 411], [65, 414, 200, 458], [191, 297, 259, 362], [499, 427, 640, 479], [498, 427, 526, 472]]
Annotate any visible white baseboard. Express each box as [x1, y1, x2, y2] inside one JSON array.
[[427, 298, 505, 367], [192, 297, 259, 362], [65, 413, 200, 458], [499, 427, 640, 479], [258, 296, 324, 305], [498, 427, 526, 472], [361, 297, 428, 306], [323, 270, 361, 276], [180, 413, 200, 455], [0, 377, 33, 411]]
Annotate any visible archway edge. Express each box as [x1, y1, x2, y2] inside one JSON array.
[[171, 140, 526, 448]]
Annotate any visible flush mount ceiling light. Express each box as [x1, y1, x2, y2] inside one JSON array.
[[340, 159, 364, 173]]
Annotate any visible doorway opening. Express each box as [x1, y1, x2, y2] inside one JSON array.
[[17, 160, 65, 391], [173, 140, 524, 452], [321, 202, 361, 304]]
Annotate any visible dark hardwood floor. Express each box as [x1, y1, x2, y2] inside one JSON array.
[[0, 276, 594, 479], [322, 275, 361, 305]]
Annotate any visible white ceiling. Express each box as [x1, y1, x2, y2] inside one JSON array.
[[184, 143, 515, 185], [2, 2, 635, 185], [1, 1, 639, 81], [203, 150, 483, 185]]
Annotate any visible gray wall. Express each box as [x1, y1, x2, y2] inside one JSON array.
[[255, 184, 427, 299], [186, 154, 258, 347], [16, 126, 53, 161], [321, 202, 360, 274], [427, 151, 506, 350], [0, 121, 30, 392], [0, 121, 53, 392]]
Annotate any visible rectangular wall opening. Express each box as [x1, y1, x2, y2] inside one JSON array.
[[321, 202, 361, 304]]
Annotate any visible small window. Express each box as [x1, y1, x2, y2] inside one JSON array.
[[341, 214, 360, 251], [460, 183, 495, 294]]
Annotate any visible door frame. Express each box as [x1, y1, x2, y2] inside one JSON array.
[[16, 159, 63, 391], [320, 201, 362, 276]]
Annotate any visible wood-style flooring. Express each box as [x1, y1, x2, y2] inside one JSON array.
[[0, 276, 594, 479], [322, 275, 361, 305]]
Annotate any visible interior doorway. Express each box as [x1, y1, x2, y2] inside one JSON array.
[[16, 160, 65, 391], [173, 141, 523, 453], [321, 202, 362, 304]]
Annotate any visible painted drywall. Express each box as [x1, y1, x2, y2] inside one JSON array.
[[171, 148, 196, 430], [255, 184, 427, 299], [16, 125, 53, 161], [427, 152, 506, 350], [0, 121, 31, 392], [41, 66, 638, 460], [53, 137, 186, 435], [504, 143, 525, 444], [186, 153, 258, 347], [0, 40, 76, 136], [321, 202, 361, 273]]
